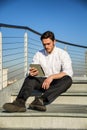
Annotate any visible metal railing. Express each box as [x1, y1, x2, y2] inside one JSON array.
[[0, 23, 87, 90]]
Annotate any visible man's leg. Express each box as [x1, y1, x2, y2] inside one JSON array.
[[29, 76, 72, 111], [41, 75, 72, 105], [17, 76, 44, 101], [3, 76, 44, 112]]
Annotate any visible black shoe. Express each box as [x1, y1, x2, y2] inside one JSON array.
[[3, 99, 26, 112], [29, 97, 46, 111]]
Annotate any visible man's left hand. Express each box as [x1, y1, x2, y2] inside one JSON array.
[[42, 76, 53, 90]]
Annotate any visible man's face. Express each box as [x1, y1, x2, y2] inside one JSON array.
[[42, 38, 55, 53]]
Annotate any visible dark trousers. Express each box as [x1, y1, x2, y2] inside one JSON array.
[[17, 75, 72, 105]]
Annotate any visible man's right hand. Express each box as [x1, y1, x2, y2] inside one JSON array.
[[29, 67, 38, 76]]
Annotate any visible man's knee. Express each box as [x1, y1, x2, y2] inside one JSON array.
[[64, 75, 72, 85], [62, 75, 72, 91]]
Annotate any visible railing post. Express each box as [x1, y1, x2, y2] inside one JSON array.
[[24, 32, 28, 77], [0, 32, 3, 90]]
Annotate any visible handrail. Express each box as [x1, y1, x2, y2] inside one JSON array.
[[0, 23, 87, 49], [56, 39, 87, 49], [0, 23, 41, 36]]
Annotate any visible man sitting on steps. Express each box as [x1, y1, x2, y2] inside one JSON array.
[[3, 31, 73, 112]]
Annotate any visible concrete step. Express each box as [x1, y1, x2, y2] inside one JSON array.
[[0, 104, 87, 129], [11, 94, 87, 106], [1, 79, 87, 106], [0, 81, 87, 129], [0, 129, 86, 130], [11, 83, 87, 105], [52, 95, 87, 105], [12, 83, 87, 93]]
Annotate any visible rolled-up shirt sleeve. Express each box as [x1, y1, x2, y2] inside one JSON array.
[[61, 51, 73, 77]]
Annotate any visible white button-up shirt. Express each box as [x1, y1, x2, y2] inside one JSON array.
[[32, 46, 73, 77]]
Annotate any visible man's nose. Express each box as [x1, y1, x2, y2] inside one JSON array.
[[45, 45, 49, 48]]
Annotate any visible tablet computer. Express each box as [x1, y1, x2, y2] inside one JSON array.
[[30, 64, 45, 77]]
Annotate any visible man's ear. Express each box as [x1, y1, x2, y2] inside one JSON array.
[[54, 40, 56, 45]]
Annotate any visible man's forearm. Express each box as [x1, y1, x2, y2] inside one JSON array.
[[51, 72, 67, 80]]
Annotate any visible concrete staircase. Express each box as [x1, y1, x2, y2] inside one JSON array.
[[0, 80, 87, 130]]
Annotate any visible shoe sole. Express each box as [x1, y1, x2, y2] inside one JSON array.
[[3, 103, 26, 112], [29, 104, 46, 111]]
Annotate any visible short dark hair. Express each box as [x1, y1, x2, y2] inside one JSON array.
[[40, 31, 55, 41]]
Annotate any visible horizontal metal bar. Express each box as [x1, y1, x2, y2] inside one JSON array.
[[0, 23, 41, 36]]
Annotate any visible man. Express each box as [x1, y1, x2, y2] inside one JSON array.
[[3, 31, 73, 112]]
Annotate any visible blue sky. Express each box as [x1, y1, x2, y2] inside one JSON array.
[[0, 0, 87, 46]]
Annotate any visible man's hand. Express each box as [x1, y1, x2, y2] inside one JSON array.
[[42, 76, 53, 90], [29, 67, 38, 76]]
